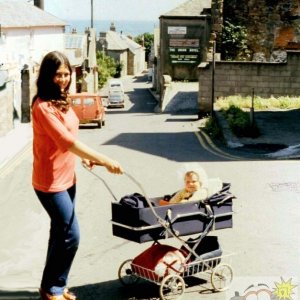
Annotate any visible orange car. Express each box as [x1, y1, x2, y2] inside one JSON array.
[[69, 93, 106, 128]]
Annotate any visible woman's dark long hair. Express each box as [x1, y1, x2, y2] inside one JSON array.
[[32, 51, 72, 111]]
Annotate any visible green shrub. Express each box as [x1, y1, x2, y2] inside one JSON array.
[[203, 116, 223, 140], [223, 105, 260, 137]]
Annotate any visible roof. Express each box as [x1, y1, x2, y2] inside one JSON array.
[[106, 31, 128, 51], [120, 35, 143, 53], [161, 0, 212, 17], [0, 0, 66, 28], [105, 31, 142, 52], [64, 34, 85, 49]]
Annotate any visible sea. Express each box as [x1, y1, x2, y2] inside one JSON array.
[[65, 19, 159, 37]]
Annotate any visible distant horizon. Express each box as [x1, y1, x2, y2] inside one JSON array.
[[65, 19, 159, 37]]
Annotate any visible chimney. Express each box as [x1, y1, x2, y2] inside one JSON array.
[[34, 0, 44, 9], [110, 22, 116, 32]]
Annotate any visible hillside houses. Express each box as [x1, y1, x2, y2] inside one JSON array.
[[97, 23, 145, 77], [0, 1, 97, 136]]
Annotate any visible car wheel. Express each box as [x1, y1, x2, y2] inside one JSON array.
[[102, 120, 106, 126], [97, 121, 102, 128]]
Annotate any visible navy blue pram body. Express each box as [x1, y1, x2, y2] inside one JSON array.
[[111, 183, 234, 243]]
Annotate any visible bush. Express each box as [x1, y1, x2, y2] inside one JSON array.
[[203, 116, 224, 140], [97, 51, 117, 88], [223, 105, 260, 137]]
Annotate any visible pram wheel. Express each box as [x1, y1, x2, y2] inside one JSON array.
[[118, 259, 139, 286], [159, 274, 185, 300], [211, 263, 233, 291]]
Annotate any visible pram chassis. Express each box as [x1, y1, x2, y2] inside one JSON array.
[[118, 251, 234, 299], [117, 215, 234, 300], [83, 167, 235, 300]]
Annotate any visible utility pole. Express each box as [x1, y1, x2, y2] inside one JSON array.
[[211, 40, 216, 116], [91, 0, 94, 28]]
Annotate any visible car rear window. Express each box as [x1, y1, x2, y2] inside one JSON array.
[[71, 98, 81, 106], [83, 98, 95, 106]]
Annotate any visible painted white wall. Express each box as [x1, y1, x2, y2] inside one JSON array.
[[0, 26, 65, 121]]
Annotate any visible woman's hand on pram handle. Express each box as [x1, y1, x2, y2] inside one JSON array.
[[81, 159, 123, 175], [81, 158, 95, 170]]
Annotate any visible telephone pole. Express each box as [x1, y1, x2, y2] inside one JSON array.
[[91, 0, 94, 28]]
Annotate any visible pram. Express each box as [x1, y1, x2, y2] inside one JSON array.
[[86, 168, 235, 300]]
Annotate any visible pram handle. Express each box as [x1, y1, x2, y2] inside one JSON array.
[[82, 163, 164, 222]]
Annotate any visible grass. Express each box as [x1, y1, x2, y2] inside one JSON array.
[[215, 95, 300, 110], [204, 95, 300, 140]]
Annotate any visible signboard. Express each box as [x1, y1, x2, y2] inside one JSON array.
[[169, 39, 200, 64], [169, 39, 199, 47], [168, 26, 187, 35]]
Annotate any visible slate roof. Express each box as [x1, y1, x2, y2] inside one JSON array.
[[106, 31, 128, 51], [0, 0, 66, 28], [161, 0, 211, 17], [105, 31, 142, 52]]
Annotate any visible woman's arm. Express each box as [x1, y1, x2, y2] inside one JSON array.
[[69, 140, 123, 174]]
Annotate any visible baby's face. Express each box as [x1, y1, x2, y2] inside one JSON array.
[[185, 174, 201, 193]]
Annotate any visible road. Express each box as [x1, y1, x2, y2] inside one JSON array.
[[0, 73, 299, 300]]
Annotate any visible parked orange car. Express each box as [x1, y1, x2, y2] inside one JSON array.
[[69, 93, 106, 128]]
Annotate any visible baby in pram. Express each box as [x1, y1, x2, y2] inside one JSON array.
[[159, 170, 208, 205]]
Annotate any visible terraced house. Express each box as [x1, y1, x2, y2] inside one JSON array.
[[0, 0, 97, 136]]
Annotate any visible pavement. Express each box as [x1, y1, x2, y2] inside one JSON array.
[[1, 103, 300, 300], [0, 121, 32, 176]]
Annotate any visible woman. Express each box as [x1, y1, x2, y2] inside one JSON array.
[[32, 51, 123, 300]]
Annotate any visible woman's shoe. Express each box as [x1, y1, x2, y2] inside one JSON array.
[[63, 288, 77, 300], [39, 288, 67, 300]]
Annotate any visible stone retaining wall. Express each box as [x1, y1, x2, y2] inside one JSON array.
[[198, 50, 300, 113]]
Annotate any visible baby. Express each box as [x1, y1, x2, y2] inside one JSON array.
[[158, 171, 208, 206]]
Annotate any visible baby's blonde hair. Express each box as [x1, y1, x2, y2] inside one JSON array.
[[184, 171, 202, 186]]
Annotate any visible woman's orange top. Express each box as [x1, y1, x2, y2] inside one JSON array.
[[32, 99, 79, 192]]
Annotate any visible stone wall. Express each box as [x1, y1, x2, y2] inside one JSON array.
[[223, 0, 300, 60], [198, 50, 300, 113]]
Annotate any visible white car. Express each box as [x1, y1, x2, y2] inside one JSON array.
[[108, 79, 124, 94], [107, 90, 125, 108]]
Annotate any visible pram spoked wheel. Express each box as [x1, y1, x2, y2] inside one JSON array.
[[159, 274, 185, 300], [118, 259, 139, 286], [211, 263, 233, 291]]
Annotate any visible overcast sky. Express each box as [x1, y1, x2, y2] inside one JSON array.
[[22, 0, 187, 21]]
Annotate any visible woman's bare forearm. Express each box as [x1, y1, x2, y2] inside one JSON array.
[[69, 140, 123, 174]]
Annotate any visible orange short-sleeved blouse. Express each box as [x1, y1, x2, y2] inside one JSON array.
[[32, 99, 79, 192]]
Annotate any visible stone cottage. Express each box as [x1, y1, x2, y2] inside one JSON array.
[[97, 23, 145, 77]]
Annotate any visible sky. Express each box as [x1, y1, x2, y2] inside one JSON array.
[[21, 0, 187, 21]]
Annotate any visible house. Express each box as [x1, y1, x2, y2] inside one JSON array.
[[64, 28, 99, 93], [97, 23, 145, 77], [0, 1, 98, 136], [154, 0, 213, 112], [159, 0, 212, 82], [0, 0, 67, 135]]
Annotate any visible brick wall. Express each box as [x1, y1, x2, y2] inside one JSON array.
[[198, 50, 300, 113]]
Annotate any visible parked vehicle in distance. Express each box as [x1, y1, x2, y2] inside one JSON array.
[[107, 90, 125, 108], [69, 93, 105, 128], [108, 79, 124, 94]]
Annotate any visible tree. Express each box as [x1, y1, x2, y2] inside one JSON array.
[[134, 32, 154, 63], [96, 51, 116, 88]]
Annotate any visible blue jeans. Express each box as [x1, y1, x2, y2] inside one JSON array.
[[35, 184, 80, 296]]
